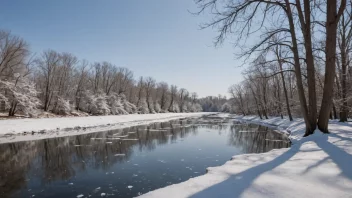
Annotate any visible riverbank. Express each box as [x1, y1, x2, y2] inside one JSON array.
[[0, 112, 211, 144], [139, 114, 352, 198]]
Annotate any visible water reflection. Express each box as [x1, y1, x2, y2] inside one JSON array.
[[0, 117, 290, 198]]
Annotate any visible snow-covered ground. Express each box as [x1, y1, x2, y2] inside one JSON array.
[[0, 113, 211, 144], [139, 114, 352, 198]]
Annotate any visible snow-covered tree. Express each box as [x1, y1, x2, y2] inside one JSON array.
[[169, 102, 180, 113], [93, 93, 110, 115], [154, 101, 161, 113], [0, 78, 41, 117], [221, 103, 232, 113], [120, 94, 137, 114], [53, 97, 72, 115], [80, 91, 98, 114], [108, 93, 127, 115], [137, 99, 149, 114]]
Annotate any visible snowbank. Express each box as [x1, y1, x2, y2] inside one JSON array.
[[139, 114, 352, 198], [0, 113, 211, 143]]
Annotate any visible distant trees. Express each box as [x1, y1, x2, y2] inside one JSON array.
[[199, 95, 227, 112], [0, 31, 204, 117]]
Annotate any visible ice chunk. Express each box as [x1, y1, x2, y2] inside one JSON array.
[[114, 135, 129, 138], [127, 185, 133, 189], [77, 194, 84, 198], [149, 129, 168, 132]]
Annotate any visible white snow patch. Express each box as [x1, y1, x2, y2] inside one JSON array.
[[127, 185, 133, 189], [76, 194, 84, 198], [0, 113, 210, 144]]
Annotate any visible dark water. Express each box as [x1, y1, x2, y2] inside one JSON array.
[[0, 116, 290, 198]]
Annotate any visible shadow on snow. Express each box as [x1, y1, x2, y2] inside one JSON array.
[[188, 131, 352, 198]]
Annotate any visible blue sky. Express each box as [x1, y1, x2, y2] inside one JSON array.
[[0, 0, 243, 97]]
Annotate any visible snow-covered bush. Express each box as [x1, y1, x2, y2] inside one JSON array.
[[80, 91, 110, 115], [221, 102, 232, 113], [108, 93, 127, 115], [53, 97, 72, 115], [154, 101, 161, 113], [80, 90, 97, 114], [138, 99, 149, 114], [194, 103, 203, 112], [169, 103, 180, 113], [120, 94, 137, 114], [0, 79, 41, 117], [93, 93, 110, 115]]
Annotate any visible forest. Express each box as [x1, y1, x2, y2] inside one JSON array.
[[197, 0, 352, 135], [0, 31, 206, 118]]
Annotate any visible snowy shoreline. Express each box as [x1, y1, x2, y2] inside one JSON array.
[[138, 114, 352, 198], [0, 112, 212, 144]]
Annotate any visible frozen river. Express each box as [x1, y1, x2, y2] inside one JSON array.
[[0, 115, 290, 198]]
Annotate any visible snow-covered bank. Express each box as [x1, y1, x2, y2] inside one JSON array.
[[139, 115, 352, 198], [0, 113, 211, 144]]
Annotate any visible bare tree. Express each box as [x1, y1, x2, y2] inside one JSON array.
[[145, 77, 156, 113], [35, 50, 60, 111], [318, 0, 347, 132]]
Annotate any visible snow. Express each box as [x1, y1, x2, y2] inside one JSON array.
[[138, 114, 352, 198], [0, 112, 210, 143], [76, 194, 84, 198]]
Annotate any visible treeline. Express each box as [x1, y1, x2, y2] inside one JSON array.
[[199, 95, 228, 112], [0, 30, 202, 117], [196, 0, 351, 135]]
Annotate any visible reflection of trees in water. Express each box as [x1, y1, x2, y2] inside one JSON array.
[[0, 119, 197, 197], [135, 120, 197, 151], [0, 142, 38, 198], [229, 124, 290, 153]]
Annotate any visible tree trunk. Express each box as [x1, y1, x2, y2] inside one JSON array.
[[294, 0, 318, 135], [249, 84, 262, 119], [284, 0, 312, 136], [333, 102, 338, 119], [340, 32, 348, 122], [318, 0, 346, 133], [277, 57, 293, 121]]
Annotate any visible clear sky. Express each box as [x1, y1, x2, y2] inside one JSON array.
[[0, 0, 244, 97]]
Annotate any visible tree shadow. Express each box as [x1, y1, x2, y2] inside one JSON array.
[[314, 135, 352, 180], [329, 133, 352, 143], [189, 139, 306, 198], [301, 156, 329, 175], [189, 132, 352, 198]]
